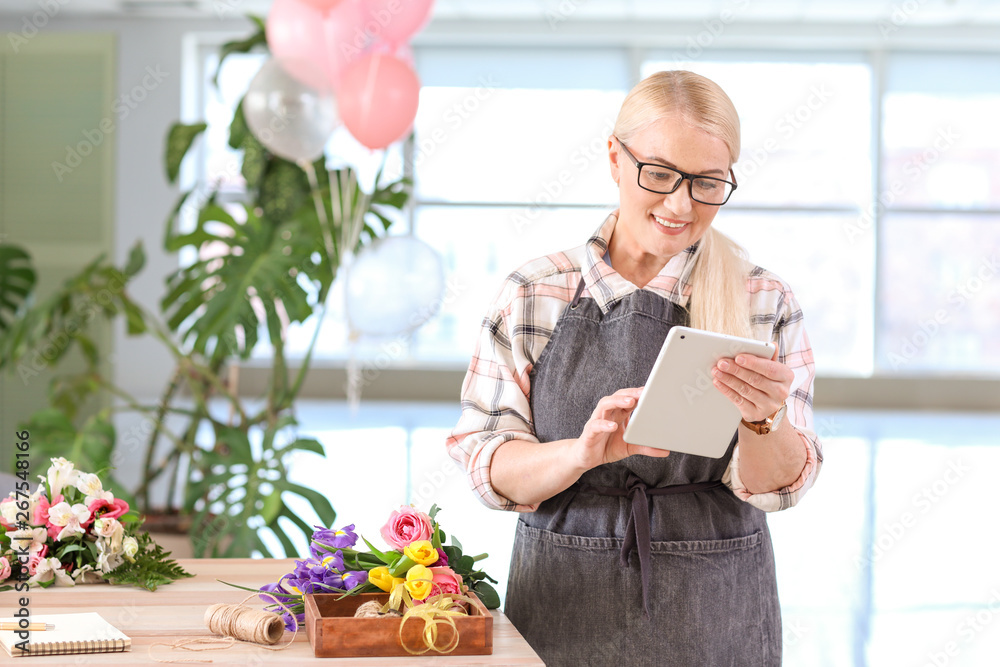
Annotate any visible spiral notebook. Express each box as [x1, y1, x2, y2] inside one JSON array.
[[0, 612, 131, 658]]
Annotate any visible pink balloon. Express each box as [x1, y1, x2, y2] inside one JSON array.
[[338, 53, 420, 150], [360, 0, 434, 49], [323, 0, 370, 90], [298, 0, 346, 12], [266, 0, 333, 89]]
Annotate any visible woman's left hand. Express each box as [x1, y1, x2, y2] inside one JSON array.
[[711, 347, 793, 422]]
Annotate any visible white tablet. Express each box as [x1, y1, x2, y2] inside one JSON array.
[[622, 326, 776, 458]]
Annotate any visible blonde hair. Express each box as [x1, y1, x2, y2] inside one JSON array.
[[613, 70, 753, 339]]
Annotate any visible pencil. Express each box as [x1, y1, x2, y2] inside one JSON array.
[[0, 622, 55, 631]]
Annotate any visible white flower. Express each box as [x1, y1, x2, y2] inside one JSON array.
[[28, 557, 75, 587], [47, 501, 90, 541], [46, 457, 80, 497], [108, 521, 125, 555], [8, 527, 47, 555], [122, 536, 139, 560], [96, 538, 124, 574], [71, 564, 103, 584], [55, 522, 86, 541], [0, 498, 19, 526], [93, 517, 121, 539], [75, 473, 113, 505], [47, 501, 91, 527]]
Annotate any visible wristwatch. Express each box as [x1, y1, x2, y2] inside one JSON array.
[[741, 404, 787, 435]]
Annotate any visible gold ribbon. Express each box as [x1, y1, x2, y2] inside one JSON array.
[[381, 581, 481, 655]]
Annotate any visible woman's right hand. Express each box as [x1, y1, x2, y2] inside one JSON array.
[[572, 387, 671, 472]]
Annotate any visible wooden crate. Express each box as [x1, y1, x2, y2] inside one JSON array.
[[303, 592, 494, 658]]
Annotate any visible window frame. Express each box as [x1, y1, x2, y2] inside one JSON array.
[[182, 23, 1000, 406]]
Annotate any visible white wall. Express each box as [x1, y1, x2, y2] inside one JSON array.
[[0, 15, 253, 398]]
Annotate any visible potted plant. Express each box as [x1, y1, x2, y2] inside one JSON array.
[[0, 18, 413, 558]]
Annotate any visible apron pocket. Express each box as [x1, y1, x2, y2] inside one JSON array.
[[637, 530, 777, 667], [505, 520, 633, 667]]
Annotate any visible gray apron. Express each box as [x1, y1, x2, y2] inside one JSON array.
[[504, 278, 782, 667]]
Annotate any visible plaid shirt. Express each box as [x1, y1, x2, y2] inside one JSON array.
[[446, 213, 823, 513]]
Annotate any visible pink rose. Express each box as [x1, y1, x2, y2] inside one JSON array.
[[34, 493, 63, 527], [379, 506, 433, 550], [413, 566, 466, 604], [0, 556, 10, 581], [88, 498, 129, 524], [27, 552, 45, 576]]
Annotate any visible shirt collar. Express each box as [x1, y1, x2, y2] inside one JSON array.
[[583, 212, 697, 313]]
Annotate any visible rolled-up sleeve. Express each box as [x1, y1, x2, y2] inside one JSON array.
[[445, 283, 541, 513], [724, 286, 824, 512]]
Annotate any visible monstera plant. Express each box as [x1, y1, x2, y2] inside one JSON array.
[[0, 19, 411, 557]]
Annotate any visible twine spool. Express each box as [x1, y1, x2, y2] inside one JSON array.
[[204, 603, 285, 645], [149, 592, 297, 663]]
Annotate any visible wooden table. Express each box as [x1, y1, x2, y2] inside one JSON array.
[[12, 559, 545, 666]]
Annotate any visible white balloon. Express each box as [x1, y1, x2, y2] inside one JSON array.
[[344, 236, 445, 338], [243, 57, 338, 163]]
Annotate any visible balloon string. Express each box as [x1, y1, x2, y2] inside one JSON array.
[[360, 53, 381, 139], [301, 160, 336, 268]]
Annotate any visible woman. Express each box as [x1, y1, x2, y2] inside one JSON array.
[[445, 70, 822, 666]]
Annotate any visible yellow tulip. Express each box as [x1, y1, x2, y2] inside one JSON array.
[[368, 566, 395, 593], [404, 564, 433, 600], [403, 540, 439, 566]]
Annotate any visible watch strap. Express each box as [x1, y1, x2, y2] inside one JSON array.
[[741, 404, 785, 435]]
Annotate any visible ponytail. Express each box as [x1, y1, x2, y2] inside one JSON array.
[[681, 228, 753, 339]]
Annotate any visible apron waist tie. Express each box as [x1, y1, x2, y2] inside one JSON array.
[[574, 472, 725, 617]]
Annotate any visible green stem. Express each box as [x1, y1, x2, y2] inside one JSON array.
[[470, 553, 489, 562]]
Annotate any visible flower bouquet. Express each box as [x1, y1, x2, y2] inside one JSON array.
[[0, 457, 192, 592], [231, 505, 500, 633]]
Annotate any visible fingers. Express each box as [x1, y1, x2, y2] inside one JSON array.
[[712, 354, 792, 420], [590, 388, 642, 421]]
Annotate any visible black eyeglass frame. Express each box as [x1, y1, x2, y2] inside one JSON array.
[[615, 137, 738, 206]]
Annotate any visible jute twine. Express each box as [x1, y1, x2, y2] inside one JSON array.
[[148, 592, 298, 664]]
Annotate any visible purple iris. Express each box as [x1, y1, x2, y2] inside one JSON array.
[[436, 548, 449, 566], [340, 570, 368, 591], [310, 523, 358, 556], [280, 611, 305, 632], [258, 581, 296, 606]]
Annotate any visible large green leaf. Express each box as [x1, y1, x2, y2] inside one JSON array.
[[0, 253, 144, 373], [165, 122, 208, 184], [259, 158, 309, 223], [0, 245, 36, 333], [213, 15, 267, 86], [161, 204, 318, 362], [229, 96, 249, 150]]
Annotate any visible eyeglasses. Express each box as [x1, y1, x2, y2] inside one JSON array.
[[615, 137, 737, 206]]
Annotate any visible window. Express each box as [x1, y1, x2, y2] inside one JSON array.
[[642, 57, 874, 376], [197, 41, 1000, 378], [879, 53, 1000, 373]]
